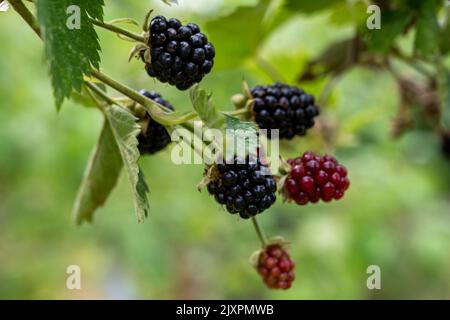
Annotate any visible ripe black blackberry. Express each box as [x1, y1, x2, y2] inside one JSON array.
[[137, 90, 174, 155], [250, 82, 319, 139], [144, 16, 215, 90], [206, 156, 277, 219]]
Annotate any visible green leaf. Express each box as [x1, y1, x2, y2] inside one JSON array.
[[328, 1, 367, 26], [37, 0, 104, 110], [285, 0, 344, 13], [105, 105, 150, 223], [362, 10, 412, 52], [225, 115, 258, 132], [414, 11, 440, 58], [205, 0, 271, 69], [190, 86, 221, 128], [73, 120, 123, 225], [224, 115, 258, 157]]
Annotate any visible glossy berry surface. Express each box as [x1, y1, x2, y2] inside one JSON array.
[[207, 156, 277, 219], [145, 16, 215, 90], [284, 152, 350, 205], [137, 90, 174, 155], [257, 244, 295, 290], [250, 82, 319, 139]]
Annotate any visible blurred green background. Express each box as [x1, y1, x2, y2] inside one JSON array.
[[1, 0, 450, 299]]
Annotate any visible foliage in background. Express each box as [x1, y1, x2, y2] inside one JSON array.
[[0, 0, 450, 299]]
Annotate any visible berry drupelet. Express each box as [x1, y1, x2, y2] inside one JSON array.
[[145, 16, 215, 90], [206, 156, 277, 219], [250, 82, 319, 139], [137, 90, 174, 155], [257, 244, 295, 290], [283, 152, 350, 205]]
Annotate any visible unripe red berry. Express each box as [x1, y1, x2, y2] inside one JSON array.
[[256, 244, 295, 290], [283, 152, 350, 205]]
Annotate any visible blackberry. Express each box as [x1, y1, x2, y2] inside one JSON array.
[[282, 152, 350, 205], [206, 156, 277, 219], [137, 90, 174, 155], [442, 132, 450, 159], [250, 82, 319, 139], [145, 16, 215, 90], [257, 244, 295, 290]]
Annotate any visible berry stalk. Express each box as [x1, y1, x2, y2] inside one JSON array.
[[91, 19, 146, 43], [89, 68, 197, 126], [9, 0, 41, 38], [251, 216, 267, 247]]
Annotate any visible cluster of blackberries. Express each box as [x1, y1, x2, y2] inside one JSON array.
[[145, 16, 215, 90], [283, 152, 350, 205], [257, 244, 295, 290], [250, 82, 320, 139], [137, 90, 174, 155], [206, 156, 277, 219]]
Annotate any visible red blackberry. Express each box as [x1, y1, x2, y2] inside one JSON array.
[[250, 82, 319, 139], [256, 244, 295, 290], [206, 156, 277, 219], [282, 152, 350, 205], [442, 132, 450, 159], [137, 90, 174, 155], [145, 16, 215, 90]]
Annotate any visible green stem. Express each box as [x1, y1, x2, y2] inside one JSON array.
[[223, 108, 250, 117], [251, 216, 267, 247], [84, 82, 119, 107], [90, 68, 171, 112], [84, 83, 107, 114], [91, 18, 146, 43], [9, 0, 41, 38]]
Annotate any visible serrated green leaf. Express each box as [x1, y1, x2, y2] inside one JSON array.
[[205, 0, 270, 69], [225, 115, 258, 132], [362, 10, 412, 52], [285, 0, 344, 13], [190, 86, 221, 128], [37, 0, 104, 110], [73, 119, 123, 225], [225, 115, 258, 159], [414, 11, 440, 58], [105, 105, 150, 223]]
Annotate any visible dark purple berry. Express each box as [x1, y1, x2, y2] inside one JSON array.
[[146, 16, 215, 90], [137, 90, 174, 155]]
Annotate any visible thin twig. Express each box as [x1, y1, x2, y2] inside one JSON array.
[[9, 0, 41, 37], [251, 216, 267, 247], [91, 18, 145, 43]]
